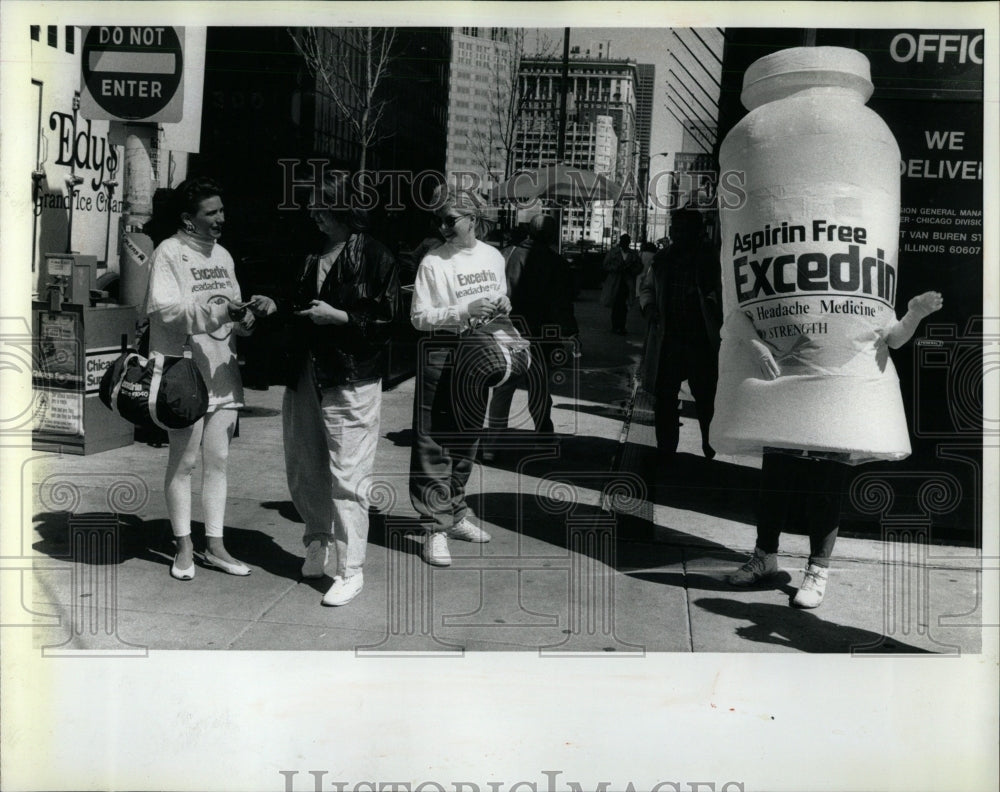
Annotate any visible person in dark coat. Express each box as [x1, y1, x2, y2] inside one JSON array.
[[247, 172, 400, 606], [487, 214, 579, 439], [601, 233, 642, 334], [638, 208, 722, 462]]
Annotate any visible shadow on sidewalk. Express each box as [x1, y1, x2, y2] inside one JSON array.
[[467, 492, 924, 654], [479, 432, 622, 476], [693, 597, 934, 653], [641, 450, 761, 525], [32, 511, 303, 581], [473, 491, 734, 568]]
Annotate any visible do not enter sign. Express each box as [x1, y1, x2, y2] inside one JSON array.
[[80, 26, 184, 122]]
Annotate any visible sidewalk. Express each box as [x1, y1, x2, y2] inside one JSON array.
[[28, 292, 983, 654]]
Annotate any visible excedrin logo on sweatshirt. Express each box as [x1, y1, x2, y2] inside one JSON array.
[[456, 269, 497, 287], [191, 266, 230, 281]]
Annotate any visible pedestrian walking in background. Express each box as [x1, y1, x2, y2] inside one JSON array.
[[600, 233, 643, 334], [636, 241, 657, 301], [247, 172, 399, 607], [638, 208, 722, 464], [409, 186, 504, 567], [145, 177, 256, 580], [487, 214, 578, 441]]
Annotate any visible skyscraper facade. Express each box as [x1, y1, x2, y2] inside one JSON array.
[[444, 27, 513, 191], [517, 55, 643, 242]]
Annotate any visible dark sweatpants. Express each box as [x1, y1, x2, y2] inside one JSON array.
[[755, 450, 848, 568], [654, 341, 718, 454], [409, 344, 486, 533], [611, 282, 630, 332]]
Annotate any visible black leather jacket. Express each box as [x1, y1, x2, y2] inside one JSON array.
[[279, 232, 400, 389]]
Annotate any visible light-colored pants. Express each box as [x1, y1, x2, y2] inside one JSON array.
[[283, 362, 381, 579]]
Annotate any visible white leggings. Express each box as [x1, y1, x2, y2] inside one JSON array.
[[165, 408, 239, 539]]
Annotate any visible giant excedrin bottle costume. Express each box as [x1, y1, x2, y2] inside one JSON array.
[[711, 47, 940, 464]]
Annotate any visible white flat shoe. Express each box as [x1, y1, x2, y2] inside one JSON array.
[[203, 551, 251, 576], [170, 555, 195, 581]]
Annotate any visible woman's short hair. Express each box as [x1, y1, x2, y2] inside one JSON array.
[[315, 171, 369, 232], [432, 184, 484, 219], [319, 171, 351, 210], [176, 177, 223, 222]]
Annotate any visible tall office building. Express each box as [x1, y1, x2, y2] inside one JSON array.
[[517, 55, 641, 242], [634, 63, 655, 166], [634, 63, 656, 233], [444, 27, 513, 192]]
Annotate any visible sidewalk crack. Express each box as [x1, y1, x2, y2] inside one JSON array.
[[225, 580, 298, 649], [682, 547, 694, 653]]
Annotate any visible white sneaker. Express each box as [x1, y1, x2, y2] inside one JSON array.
[[792, 564, 829, 608], [448, 517, 491, 543], [301, 540, 329, 578], [728, 546, 778, 586], [322, 573, 364, 606], [423, 531, 452, 566]]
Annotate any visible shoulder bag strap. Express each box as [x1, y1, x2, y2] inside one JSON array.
[[109, 352, 143, 419], [147, 352, 170, 431]]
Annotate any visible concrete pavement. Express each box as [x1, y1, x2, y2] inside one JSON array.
[[28, 291, 983, 654]]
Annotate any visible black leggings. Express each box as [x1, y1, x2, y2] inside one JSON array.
[[755, 450, 848, 568]]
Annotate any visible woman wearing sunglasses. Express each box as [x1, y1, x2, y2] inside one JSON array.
[[408, 186, 509, 567]]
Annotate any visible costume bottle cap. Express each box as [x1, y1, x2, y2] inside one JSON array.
[[741, 46, 874, 111]]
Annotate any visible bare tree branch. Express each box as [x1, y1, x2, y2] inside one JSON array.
[[462, 28, 560, 186], [289, 26, 397, 171]]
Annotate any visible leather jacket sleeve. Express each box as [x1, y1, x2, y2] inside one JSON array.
[[341, 235, 400, 345]]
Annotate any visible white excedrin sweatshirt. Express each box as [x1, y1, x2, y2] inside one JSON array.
[[145, 230, 246, 411], [410, 239, 507, 332]]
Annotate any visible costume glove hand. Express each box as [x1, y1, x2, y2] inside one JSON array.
[[749, 339, 780, 380], [908, 291, 944, 319]]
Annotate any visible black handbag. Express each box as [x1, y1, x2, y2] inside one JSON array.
[[455, 314, 531, 389], [99, 335, 208, 431]]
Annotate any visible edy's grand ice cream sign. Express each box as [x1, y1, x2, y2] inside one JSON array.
[[35, 110, 122, 216]]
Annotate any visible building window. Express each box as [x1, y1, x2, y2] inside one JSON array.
[[65, 26, 74, 54], [47, 25, 57, 48], [30, 25, 40, 40]]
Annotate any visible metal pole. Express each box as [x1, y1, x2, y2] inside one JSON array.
[[666, 93, 716, 149], [557, 28, 570, 162], [669, 71, 720, 134], [690, 29, 724, 66], [65, 92, 83, 253], [670, 53, 720, 111], [118, 123, 157, 307], [671, 31, 722, 88], [664, 103, 712, 155]]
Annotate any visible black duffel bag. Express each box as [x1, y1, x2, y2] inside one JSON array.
[[99, 336, 208, 431], [456, 313, 531, 389]]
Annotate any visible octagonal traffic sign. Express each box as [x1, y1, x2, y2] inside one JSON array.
[[80, 26, 184, 122]]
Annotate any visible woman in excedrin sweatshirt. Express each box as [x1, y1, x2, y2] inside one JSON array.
[[409, 186, 509, 568], [145, 177, 255, 581]]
